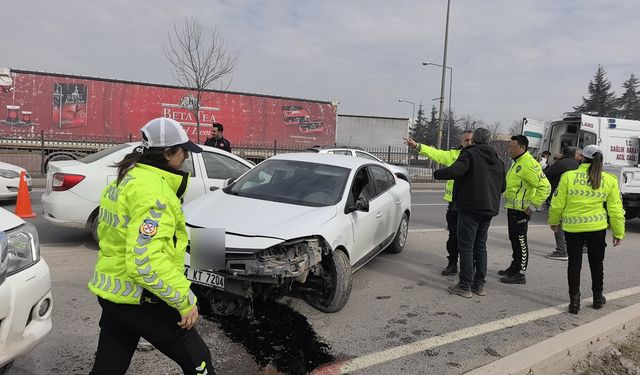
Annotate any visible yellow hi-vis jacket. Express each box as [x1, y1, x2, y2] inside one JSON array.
[[548, 163, 625, 239], [88, 163, 197, 315], [504, 151, 551, 211], [417, 144, 461, 202]]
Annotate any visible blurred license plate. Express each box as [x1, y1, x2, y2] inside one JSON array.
[[184, 266, 225, 289]]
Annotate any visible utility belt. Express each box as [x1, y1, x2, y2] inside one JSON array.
[[141, 289, 163, 304]]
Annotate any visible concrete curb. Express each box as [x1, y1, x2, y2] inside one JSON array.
[[466, 301, 640, 375]]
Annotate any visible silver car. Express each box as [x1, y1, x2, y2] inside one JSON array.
[[306, 146, 411, 182]]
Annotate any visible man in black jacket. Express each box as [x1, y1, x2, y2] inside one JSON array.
[[433, 128, 506, 298], [204, 122, 232, 152], [543, 146, 581, 260]]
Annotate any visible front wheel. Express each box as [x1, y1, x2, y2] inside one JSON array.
[[304, 249, 352, 313], [386, 212, 409, 254], [624, 207, 639, 220]]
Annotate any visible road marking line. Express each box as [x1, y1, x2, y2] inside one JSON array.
[[332, 285, 640, 374]]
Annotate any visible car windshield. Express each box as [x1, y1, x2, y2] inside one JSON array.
[[227, 159, 349, 207]]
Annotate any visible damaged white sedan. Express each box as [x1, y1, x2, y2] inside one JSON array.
[[183, 153, 411, 316]]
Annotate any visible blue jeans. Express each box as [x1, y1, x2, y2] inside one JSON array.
[[457, 212, 493, 289]]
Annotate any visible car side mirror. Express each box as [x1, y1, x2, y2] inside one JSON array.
[[346, 196, 369, 213], [223, 178, 236, 187], [356, 197, 369, 212]]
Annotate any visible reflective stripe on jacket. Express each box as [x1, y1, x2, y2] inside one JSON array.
[[504, 151, 551, 211], [88, 163, 197, 315], [417, 144, 460, 202], [548, 163, 625, 239]]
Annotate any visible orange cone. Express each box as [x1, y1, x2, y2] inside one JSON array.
[[15, 171, 36, 218]]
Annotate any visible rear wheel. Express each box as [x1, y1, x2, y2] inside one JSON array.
[[0, 362, 13, 375], [304, 249, 352, 313], [386, 212, 409, 254], [91, 214, 99, 244]]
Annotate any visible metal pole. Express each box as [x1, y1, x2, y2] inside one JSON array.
[[437, 0, 452, 149], [447, 68, 453, 149], [411, 102, 415, 127], [398, 99, 416, 131]]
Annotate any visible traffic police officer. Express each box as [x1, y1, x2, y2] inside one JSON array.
[[500, 135, 551, 284], [88, 118, 214, 375], [548, 144, 625, 314], [405, 130, 473, 275]]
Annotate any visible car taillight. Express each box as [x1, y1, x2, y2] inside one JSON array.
[[52, 173, 85, 191]]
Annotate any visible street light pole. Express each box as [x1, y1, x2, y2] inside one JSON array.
[[423, 62, 453, 148], [436, 0, 452, 149], [398, 99, 415, 128]]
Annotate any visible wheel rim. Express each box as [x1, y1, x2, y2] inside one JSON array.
[[398, 217, 408, 247]]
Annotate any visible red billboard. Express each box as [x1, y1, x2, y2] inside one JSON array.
[[0, 70, 337, 145]]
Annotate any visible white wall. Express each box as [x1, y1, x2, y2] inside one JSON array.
[[336, 114, 409, 148]]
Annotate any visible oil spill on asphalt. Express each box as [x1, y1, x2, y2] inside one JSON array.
[[204, 300, 335, 375]]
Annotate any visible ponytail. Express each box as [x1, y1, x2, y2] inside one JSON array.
[[114, 151, 143, 184], [113, 145, 183, 184], [585, 152, 603, 189]]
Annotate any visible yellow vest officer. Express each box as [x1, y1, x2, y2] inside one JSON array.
[[406, 131, 473, 275], [88, 118, 214, 375], [500, 135, 551, 284], [549, 144, 624, 314]]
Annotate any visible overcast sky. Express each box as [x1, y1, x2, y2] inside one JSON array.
[[3, 0, 639, 130]]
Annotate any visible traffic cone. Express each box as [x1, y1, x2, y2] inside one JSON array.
[[15, 171, 36, 218]]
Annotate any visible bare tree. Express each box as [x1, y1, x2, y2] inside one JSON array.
[[458, 115, 485, 131], [508, 120, 523, 136], [486, 121, 502, 141], [165, 16, 239, 143]]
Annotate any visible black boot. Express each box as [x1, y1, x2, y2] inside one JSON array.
[[593, 293, 607, 309], [498, 265, 516, 276], [441, 261, 457, 276], [569, 294, 580, 314]]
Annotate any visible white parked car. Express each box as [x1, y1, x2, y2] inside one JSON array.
[[184, 153, 411, 316], [41, 143, 253, 243], [0, 208, 52, 373], [0, 161, 32, 201], [306, 146, 412, 182]]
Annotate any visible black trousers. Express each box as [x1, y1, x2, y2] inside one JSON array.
[[507, 209, 530, 272], [457, 212, 492, 289], [90, 297, 214, 375], [446, 203, 459, 263], [565, 230, 607, 296]]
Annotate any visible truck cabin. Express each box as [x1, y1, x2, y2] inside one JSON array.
[[546, 114, 597, 157]]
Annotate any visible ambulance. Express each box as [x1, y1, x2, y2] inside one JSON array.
[[522, 112, 640, 219]]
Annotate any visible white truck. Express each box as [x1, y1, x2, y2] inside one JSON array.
[[522, 112, 640, 220]]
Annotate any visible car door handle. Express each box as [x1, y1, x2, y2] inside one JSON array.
[[396, 200, 401, 205], [209, 186, 219, 191], [376, 211, 383, 218]]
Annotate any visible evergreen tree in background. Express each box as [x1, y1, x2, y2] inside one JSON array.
[[443, 110, 461, 149], [425, 105, 438, 146], [617, 73, 640, 120], [409, 103, 429, 143], [574, 65, 617, 117]]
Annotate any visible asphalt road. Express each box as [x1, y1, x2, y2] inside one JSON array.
[[2, 190, 640, 374]]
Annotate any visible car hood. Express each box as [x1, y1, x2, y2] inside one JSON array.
[[0, 207, 24, 231], [0, 161, 25, 173], [184, 190, 338, 245]]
